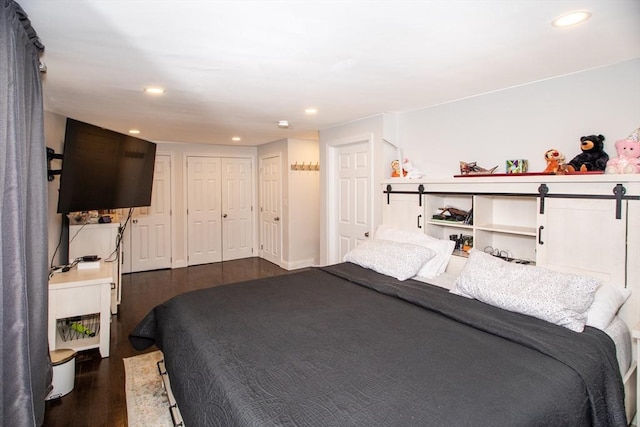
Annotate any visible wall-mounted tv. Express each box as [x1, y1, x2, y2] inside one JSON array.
[[57, 119, 157, 213]]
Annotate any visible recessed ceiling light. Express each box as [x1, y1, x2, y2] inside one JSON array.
[[278, 120, 290, 129], [305, 107, 318, 114], [128, 129, 140, 134], [232, 136, 241, 142], [143, 87, 165, 94], [551, 10, 591, 28]]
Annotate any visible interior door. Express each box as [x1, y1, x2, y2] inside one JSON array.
[[259, 155, 281, 265], [336, 141, 371, 260], [129, 155, 172, 272], [187, 156, 222, 266], [221, 158, 253, 261]]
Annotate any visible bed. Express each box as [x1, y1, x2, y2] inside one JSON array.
[[130, 234, 636, 426]]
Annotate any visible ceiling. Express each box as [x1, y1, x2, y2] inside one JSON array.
[[20, 1, 640, 147]]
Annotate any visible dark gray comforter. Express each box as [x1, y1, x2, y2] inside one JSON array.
[[129, 263, 627, 427]]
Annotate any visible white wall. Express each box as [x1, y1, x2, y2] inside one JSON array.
[[287, 139, 320, 268], [399, 58, 640, 178]]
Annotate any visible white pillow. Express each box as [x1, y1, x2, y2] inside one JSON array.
[[374, 225, 455, 279], [343, 239, 436, 281], [450, 250, 600, 332], [585, 284, 631, 330]]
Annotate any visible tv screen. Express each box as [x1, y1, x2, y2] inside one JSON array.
[[57, 119, 157, 213]]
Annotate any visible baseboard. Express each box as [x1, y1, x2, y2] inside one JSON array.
[[281, 258, 317, 270]]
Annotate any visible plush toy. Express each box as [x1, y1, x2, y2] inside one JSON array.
[[542, 149, 568, 174], [605, 128, 640, 174], [402, 158, 424, 179], [390, 159, 406, 177], [566, 134, 609, 172]]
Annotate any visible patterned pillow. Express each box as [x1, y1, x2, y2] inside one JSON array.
[[450, 250, 600, 332], [344, 239, 436, 281], [374, 225, 455, 278]]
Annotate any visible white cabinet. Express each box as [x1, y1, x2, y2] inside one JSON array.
[[48, 262, 112, 358], [382, 176, 640, 277], [68, 223, 122, 314]]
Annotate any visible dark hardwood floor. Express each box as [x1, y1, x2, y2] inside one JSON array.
[[43, 257, 291, 427]]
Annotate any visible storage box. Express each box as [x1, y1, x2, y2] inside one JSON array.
[[506, 159, 528, 174], [46, 349, 77, 400]]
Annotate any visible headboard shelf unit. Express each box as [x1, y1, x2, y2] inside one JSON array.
[[381, 175, 640, 337]]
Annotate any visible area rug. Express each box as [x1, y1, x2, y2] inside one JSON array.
[[123, 350, 173, 427]]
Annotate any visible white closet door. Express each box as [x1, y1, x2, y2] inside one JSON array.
[[259, 155, 281, 266], [221, 158, 253, 261], [336, 141, 371, 261], [187, 157, 222, 266], [129, 154, 172, 272]]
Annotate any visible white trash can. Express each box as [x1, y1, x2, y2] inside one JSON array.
[[46, 349, 77, 400]]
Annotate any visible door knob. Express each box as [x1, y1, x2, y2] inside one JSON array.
[[364, 232, 369, 237], [132, 219, 138, 224], [222, 214, 228, 218], [274, 216, 280, 221]]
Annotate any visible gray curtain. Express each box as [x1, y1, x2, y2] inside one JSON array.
[[1, 1, 51, 425]]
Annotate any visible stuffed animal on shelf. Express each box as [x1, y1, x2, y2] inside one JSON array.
[[605, 129, 640, 174], [566, 134, 609, 172], [402, 158, 424, 179], [542, 149, 568, 174], [391, 159, 406, 178]]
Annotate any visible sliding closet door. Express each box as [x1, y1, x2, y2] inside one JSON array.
[[187, 157, 222, 265]]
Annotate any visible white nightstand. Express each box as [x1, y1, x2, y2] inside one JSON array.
[[48, 262, 113, 358]]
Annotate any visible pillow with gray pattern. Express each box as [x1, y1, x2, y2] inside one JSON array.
[[344, 239, 436, 281], [450, 249, 600, 332]]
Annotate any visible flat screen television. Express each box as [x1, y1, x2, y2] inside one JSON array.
[[57, 119, 157, 213]]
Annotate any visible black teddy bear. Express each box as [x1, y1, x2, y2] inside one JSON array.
[[566, 134, 609, 172]]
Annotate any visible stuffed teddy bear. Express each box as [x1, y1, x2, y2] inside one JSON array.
[[605, 129, 640, 174], [566, 134, 609, 172], [542, 149, 568, 174]]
